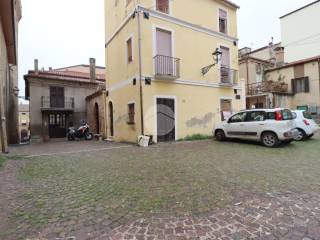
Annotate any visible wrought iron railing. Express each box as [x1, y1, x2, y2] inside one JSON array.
[[154, 55, 180, 79], [246, 81, 289, 96], [220, 66, 238, 85], [41, 96, 75, 109]]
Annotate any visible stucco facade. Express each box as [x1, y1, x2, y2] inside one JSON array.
[[18, 103, 30, 143], [280, 0, 320, 63], [0, 0, 22, 152], [24, 63, 105, 141], [105, 0, 245, 143]]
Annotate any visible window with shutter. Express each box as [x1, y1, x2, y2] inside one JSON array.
[[156, 0, 169, 14], [128, 103, 135, 124], [219, 9, 228, 34], [126, 37, 133, 63], [292, 77, 309, 94]]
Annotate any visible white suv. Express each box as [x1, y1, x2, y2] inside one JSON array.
[[214, 109, 298, 147]]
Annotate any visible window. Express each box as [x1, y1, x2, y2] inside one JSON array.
[[303, 111, 313, 120], [219, 9, 228, 34], [126, 0, 132, 5], [246, 111, 266, 122], [126, 37, 133, 63], [50, 86, 64, 108], [128, 103, 135, 124], [266, 112, 276, 120], [229, 112, 246, 123], [292, 77, 309, 94], [156, 0, 169, 14]]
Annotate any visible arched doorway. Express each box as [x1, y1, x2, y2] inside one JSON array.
[[108, 101, 114, 137], [94, 103, 100, 134]]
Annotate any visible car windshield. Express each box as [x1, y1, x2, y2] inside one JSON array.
[[303, 111, 313, 119]]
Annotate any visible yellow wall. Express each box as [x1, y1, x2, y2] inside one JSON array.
[[143, 82, 243, 141], [105, 0, 242, 142]]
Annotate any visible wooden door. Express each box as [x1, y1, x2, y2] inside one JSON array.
[[50, 87, 64, 108], [109, 102, 114, 137], [48, 113, 67, 138], [157, 98, 175, 142]]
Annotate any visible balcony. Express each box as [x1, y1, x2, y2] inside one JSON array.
[[220, 66, 238, 86], [41, 96, 75, 111], [154, 55, 180, 80], [246, 81, 289, 96]]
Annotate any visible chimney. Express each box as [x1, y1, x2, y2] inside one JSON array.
[[49, 67, 53, 71], [275, 47, 285, 67], [89, 58, 96, 82], [34, 59, 39, 73]]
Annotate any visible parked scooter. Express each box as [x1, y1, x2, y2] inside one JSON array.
[[67, 120, 93, 141]]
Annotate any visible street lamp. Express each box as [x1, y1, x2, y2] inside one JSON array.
[[201, 48, 222, 75]]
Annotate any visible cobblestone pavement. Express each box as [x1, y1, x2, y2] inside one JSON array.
[[8, 139, 130, 157], [1, 136, 320, 239], [106, 191, 320, 240]]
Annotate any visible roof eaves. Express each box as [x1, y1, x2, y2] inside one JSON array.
[[280, 0, 320, 19]]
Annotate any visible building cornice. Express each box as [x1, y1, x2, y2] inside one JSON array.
[[106, 5, 238, 47]]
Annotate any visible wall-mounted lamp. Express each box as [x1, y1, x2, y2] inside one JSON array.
[[201, 48, 222, 75]]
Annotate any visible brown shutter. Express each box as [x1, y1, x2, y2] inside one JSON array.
[[304, 77, 310, 92], [127, 38, 132, 62], [291, 79, 296, 94]]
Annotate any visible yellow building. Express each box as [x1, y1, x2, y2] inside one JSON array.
[[105, 0, 245, 143]]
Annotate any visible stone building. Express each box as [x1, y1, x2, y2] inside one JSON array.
[[0, 0, 22, 153], [24, 59, 105, 141], [18, 103, 30, 143]]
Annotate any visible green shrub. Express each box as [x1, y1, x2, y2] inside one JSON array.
[[181, 134, 212, 141]]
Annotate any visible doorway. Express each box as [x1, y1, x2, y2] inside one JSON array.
[[156, 98, 175, 142], [94, 103, 100, 134], [109, 101, 114, 137], [48, 113, 67, 138]]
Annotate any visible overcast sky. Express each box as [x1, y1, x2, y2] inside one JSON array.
[[18, 0, 315, 99]]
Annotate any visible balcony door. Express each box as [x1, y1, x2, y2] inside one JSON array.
[[220, 46, 231, 84], [50, 87, 64, 108], [156, 28, 173, 75]]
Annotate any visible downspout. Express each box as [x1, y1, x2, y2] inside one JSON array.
[[103, 90, 108, 138], [137, 8, 145, 135], [318, 58, 320, 113]]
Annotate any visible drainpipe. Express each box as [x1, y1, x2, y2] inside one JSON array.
[[103, 90, 108, 138], [137, 8, 145, 135], [318, 58, 320, 114]]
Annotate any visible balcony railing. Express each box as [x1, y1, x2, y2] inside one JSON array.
[[41, 96, 75, 110], [154, 55, 180, 79], [246, 81, 289, 96], [220, 66, 238, 85]]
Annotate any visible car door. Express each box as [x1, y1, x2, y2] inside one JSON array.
[[244, 111, 267, 140], [224, 112, 247, 139]]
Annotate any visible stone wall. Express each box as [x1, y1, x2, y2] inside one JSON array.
[[86, 91, 107, 138], [0, 18, 9, 152]]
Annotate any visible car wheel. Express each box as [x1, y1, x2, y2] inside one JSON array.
[[261, 132, 279, 148], [294, 129, 306, 141], [215, 130, 226, 141]]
